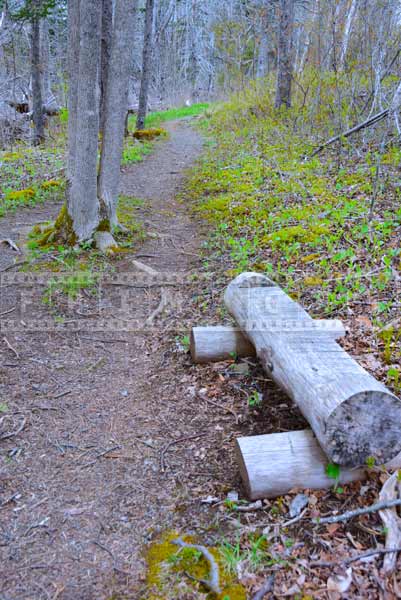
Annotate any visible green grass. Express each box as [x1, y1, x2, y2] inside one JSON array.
[[144, 102, 210, 128], [121, 137, 153, 165]]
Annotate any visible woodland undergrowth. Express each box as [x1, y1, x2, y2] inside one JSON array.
[[187, 73, 401, 394]]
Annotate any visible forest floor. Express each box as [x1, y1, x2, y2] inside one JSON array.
[[1, 117, 400, 600]]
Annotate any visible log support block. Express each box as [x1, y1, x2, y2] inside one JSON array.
[[236, 429, 401, 500]]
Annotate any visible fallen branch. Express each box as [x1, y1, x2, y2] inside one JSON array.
[[0, 417, 27, 441], [379, 472, 401, 574], [159, 432, 207, 472], [172, 537, 221, 595], [309, 109, 388, 158], [313, 498, 401, 524], [309, 547, 401, 568], [2, 337, 19, 358], [251, 574, 275, 600]]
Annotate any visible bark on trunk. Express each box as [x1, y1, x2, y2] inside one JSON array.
[[68, 0, 102, 241], [136, 0, 154, 130], [100, 0, 113, 133], [67, 0, 80, 184], [224, 273, 401, 467], [275, 0, 294, 109], [98, 0, 137, 229], [40, 18, 52, 103], [190, 322, 345, 364], [236, 430, 401, 500], [31, 0, 44, 145]]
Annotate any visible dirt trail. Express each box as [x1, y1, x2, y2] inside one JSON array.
[[0, 122, 230, 599]]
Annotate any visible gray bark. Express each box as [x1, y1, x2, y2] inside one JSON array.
[[100, 0, 113, 133], [98, 0, 137, 228], [67, 0, 80, 183], [68, 0, 102, 241], [224, 273, 401, 467], [40, 18, 51, 103], [275, 0, 294, 109], [136, 0, 154, 130], [31, 0, 44, 145]]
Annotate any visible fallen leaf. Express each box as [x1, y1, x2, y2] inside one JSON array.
[[327, 567, 353, 594]]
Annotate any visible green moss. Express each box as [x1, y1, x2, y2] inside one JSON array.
[[6, 188, 36, 202], [36, 203, 77, 247], [145, 532, 247, 600], [133, 128, 167, 141], [97, 218, 111, 232]]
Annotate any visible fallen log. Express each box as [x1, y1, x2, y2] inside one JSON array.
[[190, 326, 256, 363], [190, 321, 345, 363], [236, 429, 401, 500], [225, 272, 401, 467]]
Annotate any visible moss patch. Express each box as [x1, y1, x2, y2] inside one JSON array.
[[145, 531, 247, 600]]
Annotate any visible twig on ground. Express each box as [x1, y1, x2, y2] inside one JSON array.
[[0, 238, 20, 252], [160, 432, 207, 472], [172, 537, 221, 595], [309, 547, 401, 568], [198, 393, 239, 423], [313, 498, 401, 524], [0, 260, 28, 272], [145, 288, 170, 324], [81, 445, 122, 468], [0, 417, 27, 440], [251, 574, 275, 600], [0, 306, 16, 316], [2, 336, 20, 358]]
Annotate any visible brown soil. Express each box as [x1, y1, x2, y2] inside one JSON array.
[[1, 121, 300, 599]]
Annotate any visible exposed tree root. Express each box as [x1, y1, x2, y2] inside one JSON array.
[[172, 536, 221, 595]]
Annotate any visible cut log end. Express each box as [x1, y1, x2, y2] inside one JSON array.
[[326, 390, 401, 467]]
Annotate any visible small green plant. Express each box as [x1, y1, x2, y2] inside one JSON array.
[[247, 391, 262, 407], [0, 402, 8, 413]]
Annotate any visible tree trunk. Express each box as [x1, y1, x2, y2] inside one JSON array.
[[136, 0, 154, 131], [224, 273, 401, 467], [236, 430, 401, 500], [67, 0, 102, 241], [275, 0, 294, 109], [100, 0, 113, 133], [67, 0, 80, 184], [40, 17, 52, 103], [339, 0, 358, 70], [98, 0, 137, 229], [31, 0, 44, 145]]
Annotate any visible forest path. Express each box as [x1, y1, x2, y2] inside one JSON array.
[[0, 122, 235, 600]]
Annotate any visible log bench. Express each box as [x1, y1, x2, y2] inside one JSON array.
[[191, 272, 401, 498]]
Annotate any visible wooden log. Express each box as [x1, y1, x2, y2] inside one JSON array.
[[190, 321, 345, 364], [225, 272, 401, 467], [190, 326, 256, 363], [236, 429, 401, 500]]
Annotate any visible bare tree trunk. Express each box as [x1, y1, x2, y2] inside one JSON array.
[[339, 0, 358, 70], [100, 0, 113, 132], [98, 0, 137, 230], [275, 0, 294, 109], [40, 17, 51, 103], [136, 0, 155, 131], [67, 0, 80, 184], [67, 0, 102, 241], [31, 0, 44, 145]]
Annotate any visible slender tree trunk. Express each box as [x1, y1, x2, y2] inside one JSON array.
[[68, 0, 102, 241], [136, 0, 155, 131], [339, 0, 358, 70], [100, 0, 113, 132], [31, 0, 44, 145], [40, 17, 51, 103], [98, 0, 137, 229], [67, 0, 80, 184], [275, 0, 294, 109]]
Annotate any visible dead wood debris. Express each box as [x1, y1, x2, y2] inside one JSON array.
[[172, 536, 221, 595], [313, 498, 401, 524], [159, 432, 207, 472], [251, 574, 275, 600], [379, 471, 401, 574], [0, 416, 27, 440]]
